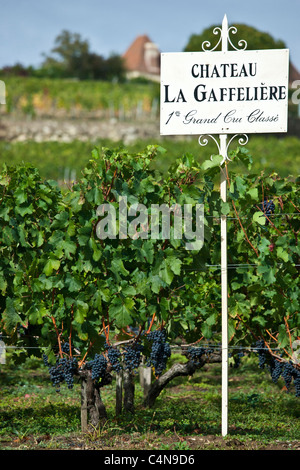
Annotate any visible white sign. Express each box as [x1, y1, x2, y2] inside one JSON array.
[[160, 49, 289, 135]]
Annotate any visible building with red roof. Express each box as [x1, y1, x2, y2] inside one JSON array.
[[123, 35, 160, 82], [289, 61, 300, 86]]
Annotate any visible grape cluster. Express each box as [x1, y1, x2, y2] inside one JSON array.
[[123, 343, 143, 371], [281, 362, 293, 390], [187, 346, 208, 362], [232, 351, 245, 369], [187, 346, 206, 364], [146, 330, 171, 377], [48, 362, 64, 391], [106, 345, 122, 372], [252, 340, 300, 397], [269, 358, 283, 383], [260, 198, 275, 225], [253, 340, 268, 369], [64, 357, 78, 389], [281, 362, 300, 395], [187, 345, 216, 366], [43, 353, 78, 391], [61, 342, 71, 355], [43, 353, 49, 368], [87, 353, 108, 382], [294, 370, 300, 397]]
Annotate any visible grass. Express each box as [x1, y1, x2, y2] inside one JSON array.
[[0, 134, 300, 182], [0, 353, 299, 450]]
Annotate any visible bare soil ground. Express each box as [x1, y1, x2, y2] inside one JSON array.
[[2, 431, 299, 451]]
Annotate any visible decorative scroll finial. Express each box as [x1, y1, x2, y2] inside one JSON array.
[[221, 15, 228, 52], [199, 16, 249, 165], [198, 134, 249, 165], [201, 26, 222, 52], [201, 14, 247, 52]]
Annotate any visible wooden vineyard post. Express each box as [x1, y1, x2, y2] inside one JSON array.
[[140, 363, 152, 398], [80, 376, 88, 432], [116, 370, 123, 415]]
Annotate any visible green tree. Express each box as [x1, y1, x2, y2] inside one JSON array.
[[41, 30, 125, 80], [184, 23, 286, 52], [42, 30, 89, 77]]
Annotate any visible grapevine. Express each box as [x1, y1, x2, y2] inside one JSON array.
[[0, 144, 299, 433]]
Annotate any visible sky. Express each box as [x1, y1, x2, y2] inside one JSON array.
[[0, 0, 300, 70]]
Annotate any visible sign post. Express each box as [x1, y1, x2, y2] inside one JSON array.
[[160, 14, 289, 436], [220, 16, 229, 438]]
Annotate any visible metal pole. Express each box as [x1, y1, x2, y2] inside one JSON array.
[[220, 136, 228, 437], [220, 14, 228, 437], [198, 13, 246, 437]]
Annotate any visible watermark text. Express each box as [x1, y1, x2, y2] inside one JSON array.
[[96, 196, 204, 250]]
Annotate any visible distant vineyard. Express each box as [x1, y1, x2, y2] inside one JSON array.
[[1, 76, 299, 120], [1, 77, 160, 118]]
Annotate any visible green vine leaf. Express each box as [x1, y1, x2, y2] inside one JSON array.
[[109, 297, 135, 327], [201, 154, 223, 171], [43, 257, 61, 276], [253, 211, 266, 225]]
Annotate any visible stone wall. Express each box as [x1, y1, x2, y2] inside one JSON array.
[[0, 116, 161, 145], [0, 115, 299, 145]]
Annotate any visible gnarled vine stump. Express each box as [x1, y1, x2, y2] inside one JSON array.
[[79, 369, 111, 431]]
